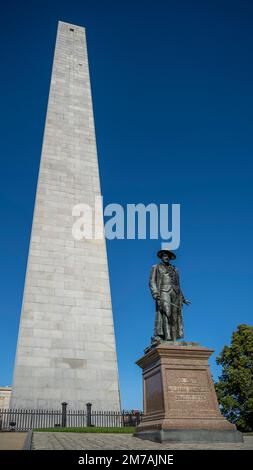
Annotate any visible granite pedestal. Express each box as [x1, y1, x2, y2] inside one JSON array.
[[135, 342, 242, 443]]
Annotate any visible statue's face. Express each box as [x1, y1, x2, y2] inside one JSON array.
[[161, 253, 170, 264]]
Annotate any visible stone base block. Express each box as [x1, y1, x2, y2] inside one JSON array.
[[134, 428, 243, 443], [135, 342, 242, 444]]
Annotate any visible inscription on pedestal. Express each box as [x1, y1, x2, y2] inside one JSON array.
[[168, 377, 209, 401], [166, 369, 218, 416]]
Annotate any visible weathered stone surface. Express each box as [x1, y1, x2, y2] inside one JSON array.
[[32, 432, 253, 450], [10, 21, 120, 411], [135, 342, 242, 442]]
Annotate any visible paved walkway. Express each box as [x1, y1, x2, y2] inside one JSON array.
[[0, 432, 27, 450], [32, 432, 253, 450]]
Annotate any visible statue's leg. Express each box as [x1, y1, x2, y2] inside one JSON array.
[[176, 298, 184, 339], [171, 291, 183, 341], [171, 311, 177, 341], [153, 304, 164, 341], [161, 298, 172, 341], [167, 292, 175, 341]]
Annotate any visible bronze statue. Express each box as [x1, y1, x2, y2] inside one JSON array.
[[149, 250, 190, 344]]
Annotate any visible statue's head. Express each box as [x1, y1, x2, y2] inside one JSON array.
[[157, 250, 176, 265]]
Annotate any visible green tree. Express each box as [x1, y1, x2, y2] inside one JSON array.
[[215, 324, 253, 432]]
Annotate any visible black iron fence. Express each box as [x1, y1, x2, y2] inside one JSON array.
[[0, 403, 142, 431]]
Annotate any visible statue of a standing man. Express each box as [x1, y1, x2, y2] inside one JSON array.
[[149, 250, 190, 344]]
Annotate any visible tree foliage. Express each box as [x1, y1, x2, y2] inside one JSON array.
[[215, 324, 253, 431]]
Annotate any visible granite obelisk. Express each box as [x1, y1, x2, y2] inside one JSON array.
[[10, 21, 121, 410]]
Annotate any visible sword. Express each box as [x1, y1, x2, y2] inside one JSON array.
[[157, 300, 182, 310], [171, 302, 182, 309]]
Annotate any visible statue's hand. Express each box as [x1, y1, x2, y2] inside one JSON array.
[[183, 299, 191, 306], [154, 294, 160, 302]]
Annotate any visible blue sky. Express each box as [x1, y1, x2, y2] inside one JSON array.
[[0, 0, 252, 409]]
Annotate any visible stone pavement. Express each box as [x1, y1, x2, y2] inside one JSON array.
[[0, 432, 27, 450], [32, 432, 253, 450]]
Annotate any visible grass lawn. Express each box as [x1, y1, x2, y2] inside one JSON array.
[[33, 426, 136, 433]]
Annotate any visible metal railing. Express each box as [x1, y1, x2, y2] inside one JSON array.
[[0, 403, 142, 431]]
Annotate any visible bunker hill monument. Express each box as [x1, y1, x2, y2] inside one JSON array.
[[10, 21, 121, 410]]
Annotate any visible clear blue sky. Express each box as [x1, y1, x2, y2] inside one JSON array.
[[0, 0, 252, 409]]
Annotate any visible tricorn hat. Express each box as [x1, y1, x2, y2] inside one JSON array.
[[157, 249, 176, 260]]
